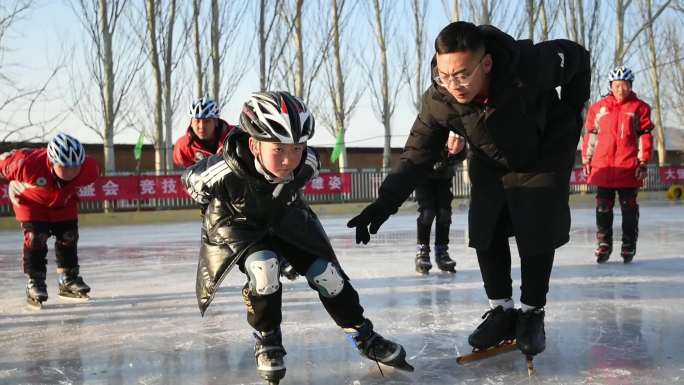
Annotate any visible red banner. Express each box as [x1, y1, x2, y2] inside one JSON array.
[[659, 166, 684, 184], [0, 172, 353, 205], [304, 173, 352, 194]]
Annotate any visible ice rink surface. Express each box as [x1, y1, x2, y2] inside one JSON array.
[[1, 201, 683, 385]]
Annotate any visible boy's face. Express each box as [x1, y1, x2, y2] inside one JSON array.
[[435, 48, 492, 104], [52, 164, 81, 181], [610, 80, 632, 103], [191, 118, 217, 140], [248, 138, 305, 178]]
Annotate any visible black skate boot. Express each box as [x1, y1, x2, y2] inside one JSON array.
[[621, 243, 636, 264], [468, 306, 517, 350], [595, 242, 612, 264], [254, 328, 286, 385], [26, 272, 48, 309], [415, 244, 432, 275], [516, 308, 546, 356], [279, 258, 298, 281], [434, 244, 456, 273], [58, 267, 91, 301], [344, 319, 414, 372]]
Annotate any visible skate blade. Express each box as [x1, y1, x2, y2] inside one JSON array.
[[457, 340, 518, 364], [526, 354, 535, 376], [385, 360, 414, 372], [26, 299, 44, 310], [58, 293, 90, 302]]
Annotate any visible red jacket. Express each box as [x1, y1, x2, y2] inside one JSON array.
[[581, 92, 653, 188], [173, 119, 234, 168], [0, 148, 100, 222]]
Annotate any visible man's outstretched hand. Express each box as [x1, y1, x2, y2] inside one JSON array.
[[347, 201, 396, 244]]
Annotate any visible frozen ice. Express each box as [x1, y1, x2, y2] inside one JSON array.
[[0, 201, 683, 384]]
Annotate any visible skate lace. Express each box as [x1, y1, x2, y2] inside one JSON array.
[[364, 334, 384, 377]]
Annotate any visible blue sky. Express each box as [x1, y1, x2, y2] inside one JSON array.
[[3, 1, 681, 149]]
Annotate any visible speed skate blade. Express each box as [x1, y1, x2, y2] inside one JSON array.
[[457, 341, 518, 364]]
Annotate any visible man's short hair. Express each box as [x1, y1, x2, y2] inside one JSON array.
[[435, 21, 485, 55]]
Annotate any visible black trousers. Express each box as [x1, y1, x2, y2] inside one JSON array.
[[595, 187, 639, 245], [21, 220, 79, 275], [239, 236, 365, 332], [475, 209, 555, 308], [415, 177, 453, 245]]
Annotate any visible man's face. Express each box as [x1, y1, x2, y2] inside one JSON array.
[[610, 80, 632, 103], [191, 118, 217, 140], [248, 138, 305, 179], [435, 49, 492, 104], [52, 164, 81, 181]]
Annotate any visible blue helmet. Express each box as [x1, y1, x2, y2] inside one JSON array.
[[608, 66, 634, 83], [189, 96, 220, 119], [47, 132, 85, 167]]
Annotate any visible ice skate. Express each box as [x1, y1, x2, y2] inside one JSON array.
[[345, 319, 414, 372], [516, 308, 546, 356], [621, 243, 636, 263], [468, 306, 517, 351], [58, 267, 90, 301], [434, 244, 456, 273], [457, 339, 517, 364], [415, 244, 432, 275], [254, 328, 286, 385], [26, 273, 48, 310], [594, 242, 612, 263]]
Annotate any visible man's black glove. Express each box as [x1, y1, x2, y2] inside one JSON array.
[[347, 200, 397, 244]]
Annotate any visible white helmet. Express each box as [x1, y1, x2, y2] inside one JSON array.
[[239, 91, 314, 144], [608, 66, 634, 83], [189, 96, 220, 119], [47, 132, 85, 167]]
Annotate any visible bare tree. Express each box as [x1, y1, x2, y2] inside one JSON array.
[[257, 0, 295, 92], [440, 0, 461, 21], [145, 0, 164, 173], [320, 0, 363, 170], [363, 0, 403, 170], [640, 0, 667, 164], [562, 0, 605, 100], [0, 1, 66, 143], [406, 0, 429, 112], [613, 0, 672, 65], [69, 0, 145, 175], [192, 0, 204, 96], [664, 23, 684, 133]]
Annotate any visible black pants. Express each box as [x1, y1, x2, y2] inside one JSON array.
[[239, 236, 365, 332], [415, 177, 453, 245], [475, 209, 555, 308], [595, 187, 639, 245], [21, 220, 79, 275]]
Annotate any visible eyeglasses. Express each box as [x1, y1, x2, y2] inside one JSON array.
[[434, 55, 485, 89]]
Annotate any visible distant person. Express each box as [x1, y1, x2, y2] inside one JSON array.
[[173, 96, 234, 168], [414, 149, 463, 275], [182, 91, 413, 384], [581, 66, 653, 264], [0, 133, 100, 308]]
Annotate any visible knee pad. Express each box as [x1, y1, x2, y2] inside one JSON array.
[[306, 259, 345, 298], [596, 197, 615, 213], [24, 231, 48, 249], [619, 196, 638, 210], [245, 250, 281, 296], [417, 207, 436, 226], [436, 208, 452, 226], [57, 229, 79, 247]]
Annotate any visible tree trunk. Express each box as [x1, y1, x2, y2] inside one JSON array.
[[99, 0, 116, 175], [372, 0, 391, 170], [331, 0, 347, 169], [163, 0, 177, 171], [294, 0, 304, 98], [210, 0, 220, 101], [193, 0, 203, 96], [614, 0, 625, 65], [452, 0, 460, 21], [146, 0, 165, 174], [644, 0, 666, 164], [259, 0, 267, 91], [527, 0, 535, 40]]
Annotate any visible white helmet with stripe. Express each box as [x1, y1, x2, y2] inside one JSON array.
[[47, 132, 85, 167], [239, 91, 314, 144], [608, 66, 634, 83], [189, 96, 220, 119]]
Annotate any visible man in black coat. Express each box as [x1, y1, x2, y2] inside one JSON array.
[[348, 21, 590, 356]]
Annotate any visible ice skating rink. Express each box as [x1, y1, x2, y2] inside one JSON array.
[[1, 201, 683, 385]]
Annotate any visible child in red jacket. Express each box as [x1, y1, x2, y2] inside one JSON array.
[[581, 66, 654, 263], [0, 133, 100, 308]]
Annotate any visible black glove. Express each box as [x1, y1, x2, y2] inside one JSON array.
[[347, 201, 397, 244]]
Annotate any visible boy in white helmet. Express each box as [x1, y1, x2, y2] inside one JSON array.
[[0, 133, 100, 308], [182, 91, 413, 384]]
